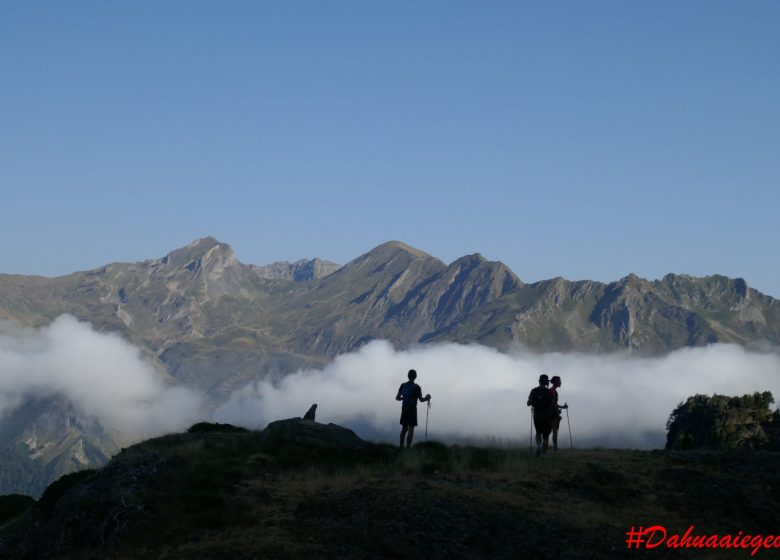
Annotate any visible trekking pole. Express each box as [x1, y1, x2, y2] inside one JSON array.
[[425, 400, 431, 441], [565, 404, 573, 450]]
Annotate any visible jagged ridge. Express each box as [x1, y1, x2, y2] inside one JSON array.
[[1, 238, 779, 495]]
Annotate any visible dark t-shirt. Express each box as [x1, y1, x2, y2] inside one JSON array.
[[550, 387, 561, 418], [528, 386, 554, 418], [399, 381, 423, 408]]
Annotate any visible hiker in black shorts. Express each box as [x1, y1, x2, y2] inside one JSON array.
[[527, 374, 555, 457], [549, 375, 568, 452], [396, 369, 431, 448]]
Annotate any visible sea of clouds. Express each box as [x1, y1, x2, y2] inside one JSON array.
[[215, 339, 780, 448], [2, 315, 779, 449]]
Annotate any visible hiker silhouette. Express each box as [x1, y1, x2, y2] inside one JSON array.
[[527, 374, 555, 457], [549, 375, 568, 452], [396, 369, 431, 448]]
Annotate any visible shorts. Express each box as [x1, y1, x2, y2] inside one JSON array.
[[400, 406, 418, 427], [533, 415, 552, 439]]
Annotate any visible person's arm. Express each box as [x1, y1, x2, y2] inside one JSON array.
[[552, 390, 567, 411], [527, 389, 534, 407], [396, 384, 404, 401], [416, 385, 430, 403]]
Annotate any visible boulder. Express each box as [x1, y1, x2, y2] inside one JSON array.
[[258, 418, 367, 449]]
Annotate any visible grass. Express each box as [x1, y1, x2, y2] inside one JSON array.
[[4, 426, 780, 560]]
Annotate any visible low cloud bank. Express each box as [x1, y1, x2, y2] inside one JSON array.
[[0, 315, 203, 442], [215, 340, 780, 448], [3, 316, 777, 449]]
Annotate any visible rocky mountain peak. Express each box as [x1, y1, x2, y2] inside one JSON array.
[[360, 241, 436, 263], [449, 254, 521, 284], [374, 241, 431, 258], [160, 237, 237, 272], [618, 273, 644, 286], [452, 253, 487, 266], [343, 241, 445, 276]]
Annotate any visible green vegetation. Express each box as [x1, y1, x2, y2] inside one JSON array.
[[666, 392, 779, 450], [2, 422, 779, 560]]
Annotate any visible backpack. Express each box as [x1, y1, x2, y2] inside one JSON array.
[[400, 382, 418, 406], [529, 386, 553, 412]]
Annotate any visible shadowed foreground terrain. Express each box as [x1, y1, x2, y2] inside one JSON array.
[[1, 420, 778, 560]]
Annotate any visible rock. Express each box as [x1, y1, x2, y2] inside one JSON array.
[[257, 418, 367, 449], [303, 404, 317, 421]]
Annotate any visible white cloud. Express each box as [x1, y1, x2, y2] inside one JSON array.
[[215, 340, 780, 448], [0, 315, 204, 442], [4, 316, 777, 450]]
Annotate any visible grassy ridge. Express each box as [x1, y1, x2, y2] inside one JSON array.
[[1, 426, 779, 559]]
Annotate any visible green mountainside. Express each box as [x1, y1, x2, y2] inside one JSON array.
[[1, 237, 779, 496]]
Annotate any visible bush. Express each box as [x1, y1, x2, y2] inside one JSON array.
[[666, 392, 776, 450]]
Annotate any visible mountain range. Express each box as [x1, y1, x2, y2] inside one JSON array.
[[1, 237, 779, 494]]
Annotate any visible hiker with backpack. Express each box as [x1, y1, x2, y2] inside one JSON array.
[[549, 375, 568, 452], [527, 374, 555, 457], [396, 369, 431, 448]]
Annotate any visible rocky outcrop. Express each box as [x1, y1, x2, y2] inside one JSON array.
[[257, 418, 367, 450], [251, 258, 341, 282], [303, 404, 317, 421]]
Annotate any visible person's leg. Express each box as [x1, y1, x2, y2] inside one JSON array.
[[541, 419, 552, 455], [400, 426, 408, 448], [406, 426, 415, 448], [533, 417, 543, 456]]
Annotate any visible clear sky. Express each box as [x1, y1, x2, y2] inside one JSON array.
[[2, 2, 778, 296]]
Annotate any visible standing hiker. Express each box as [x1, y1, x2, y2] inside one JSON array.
[[396, 369, 431, 448], [527, 374, 555, 457], [549, 375, 568, 452]]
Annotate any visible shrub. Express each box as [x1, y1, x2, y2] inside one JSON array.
[[666, 392, 776, 450]]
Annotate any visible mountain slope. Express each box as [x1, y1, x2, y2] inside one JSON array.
[[437, 273, 780, 352], [0, 397, 118, 497], [250, 257, 340, 282], [1, 238, 779, 495], [1, 237, 779, 393]]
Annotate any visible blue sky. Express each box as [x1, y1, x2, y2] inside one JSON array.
[[2, 2, 778, 296]]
